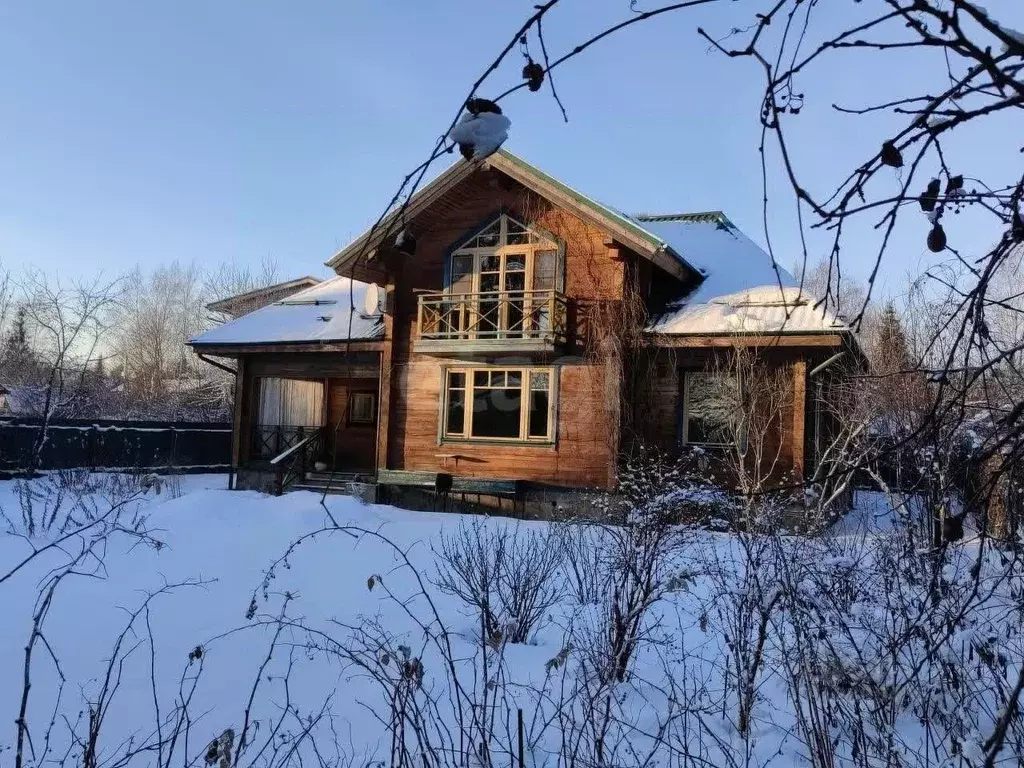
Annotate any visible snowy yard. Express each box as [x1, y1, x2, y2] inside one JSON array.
[[1, 475, 1021, 767]]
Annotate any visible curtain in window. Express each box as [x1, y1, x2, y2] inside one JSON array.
[[258, 378, 325, 426]]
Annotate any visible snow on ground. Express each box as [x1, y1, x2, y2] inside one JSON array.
[[0, 476, 565, 767], [0, 476, 1020, 767]]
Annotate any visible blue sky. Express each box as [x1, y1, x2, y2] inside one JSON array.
[[1, 1, 1020, 301]]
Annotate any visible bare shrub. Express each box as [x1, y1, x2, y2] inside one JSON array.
[[591, 449, 703, 683], [7, 469, 151, 537], [434, 520, 564, 644], [498, 524, 565, 643], [556, 521, 606, 605]]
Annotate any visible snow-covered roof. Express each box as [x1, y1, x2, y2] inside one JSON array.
[[635, 213, 849, 335], [0, 384, 44, 416], [206, 276, 322, 317], [190, 276, 383, 347]]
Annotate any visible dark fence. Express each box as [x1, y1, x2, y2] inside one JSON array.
[[0, 418, 232, 472]]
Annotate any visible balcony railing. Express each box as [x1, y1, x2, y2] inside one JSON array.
[[416, 290, 568, 350]]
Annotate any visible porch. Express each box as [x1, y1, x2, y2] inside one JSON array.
[[229, 351, 382, 494]]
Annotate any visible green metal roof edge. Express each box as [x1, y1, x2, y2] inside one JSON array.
[[495, 149, 670, 253], [634, 211, 733, 226]]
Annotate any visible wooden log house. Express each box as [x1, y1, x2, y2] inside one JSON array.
[[190, 150, 860, 510]]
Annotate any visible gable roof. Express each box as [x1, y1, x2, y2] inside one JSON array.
[[190, 276, 383, 348], [324, 150, 851, 339], [206, 276, 323, 317], [326, 150, 702, 282]]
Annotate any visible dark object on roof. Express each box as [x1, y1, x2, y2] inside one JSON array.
[[206, 276, 323, 319]]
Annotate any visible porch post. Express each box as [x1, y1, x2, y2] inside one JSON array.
[[375, 282, 396, 474], [791, 359, 807, 481], [603, 242, 625, 490], [231, 357, 247, 482], [604, 337, 622, 490]]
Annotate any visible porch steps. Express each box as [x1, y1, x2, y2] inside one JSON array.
[[291, 471, 375, 495]]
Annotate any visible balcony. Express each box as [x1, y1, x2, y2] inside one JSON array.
[[415, 289, 569, 355]]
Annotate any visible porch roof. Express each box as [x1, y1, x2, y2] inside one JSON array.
[[190, 276, 384, 347]]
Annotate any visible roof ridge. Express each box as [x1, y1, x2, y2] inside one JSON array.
[[633, 211, 731, 225], [275, 274, 355, 303], [206, 275, 322, 311]]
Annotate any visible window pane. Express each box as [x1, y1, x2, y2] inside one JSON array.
[[350, 393, 375, 423], [505, 371, 522, 387], [471, 220, 501, 248], [477, 294, 499, 333], [446, 388, 466, 435], [504, 270, 526, 291], [474, 371, 489, 387], [505, 254, 527, 272], [528, 389, 550, 438], [472, 386, 522, 438], [530, 372, 549, 391], [506, 220, 529, 245], [686, 373, 739, 444], [533, 250, 557, 291], [259, 378, 325, 427], [479, 273, 499, 292], [451, 255, 474, 293], [480, 254, 501, 272], [448, 371, 465, 389]]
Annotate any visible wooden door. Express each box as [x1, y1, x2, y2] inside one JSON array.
[[326, 379, 378, 471]]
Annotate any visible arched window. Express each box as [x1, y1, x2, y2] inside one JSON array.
[[444, 214, 564, 338]]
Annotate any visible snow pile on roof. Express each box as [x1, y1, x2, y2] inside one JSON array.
[[448, 112, 511, 161], [652, 285, 848, 335], [191, 276, 383, 346], [635, 213, 848, 335]]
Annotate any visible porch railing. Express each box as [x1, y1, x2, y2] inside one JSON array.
[[269, 426, 325, 495], [252, 425, 323, 461], [416, 289, 568, 344]]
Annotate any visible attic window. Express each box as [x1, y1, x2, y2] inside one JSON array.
[[446, 215, 564, 312], [452, 214, 552, 251]]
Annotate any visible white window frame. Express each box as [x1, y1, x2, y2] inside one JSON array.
[[440, 366, 556, 444], [681, 370, 742, 447]]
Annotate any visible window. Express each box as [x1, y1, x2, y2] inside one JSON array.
[[448, 215, 559, 293], [442, 367, 555, 442], [257, 378, 325, 427], [348, 392, 376, 425], [682, 371, 741, 446], [441, 215, 563, 340], [253, 377, 326, 459]]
